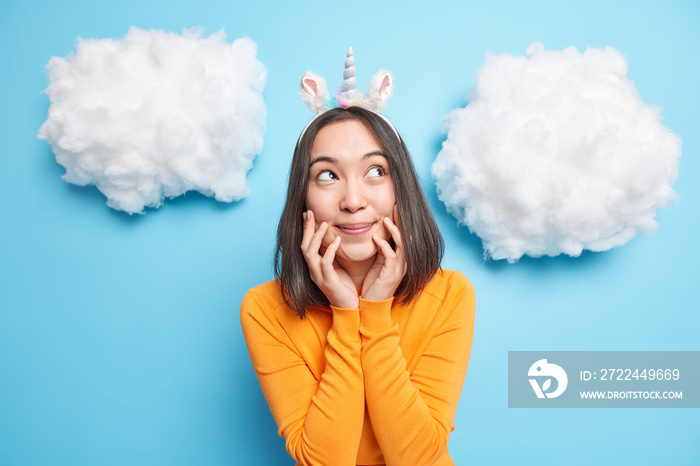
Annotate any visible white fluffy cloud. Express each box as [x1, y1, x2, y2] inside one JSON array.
[[432, 42, 681, 262], [38, 27, 266, 214]]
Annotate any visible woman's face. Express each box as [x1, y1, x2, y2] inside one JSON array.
[[305, 119, 396, 266]]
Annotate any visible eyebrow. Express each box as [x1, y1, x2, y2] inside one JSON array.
[[309, 151, 386, 167]]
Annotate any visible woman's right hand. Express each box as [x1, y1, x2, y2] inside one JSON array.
[[301, 210, 359, 309]]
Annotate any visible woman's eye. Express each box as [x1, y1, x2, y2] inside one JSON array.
[[317, 170, 337, 181], [366, 166, 386, 178]]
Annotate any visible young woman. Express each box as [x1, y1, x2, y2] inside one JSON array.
[[241, 104, 475, 465]]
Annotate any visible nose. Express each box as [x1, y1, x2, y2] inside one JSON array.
[[339, 178, 368, 213]]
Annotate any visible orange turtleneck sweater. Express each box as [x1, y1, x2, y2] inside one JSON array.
[[240, 269, 475, 465]]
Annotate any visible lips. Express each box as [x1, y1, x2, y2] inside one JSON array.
[[335, 222, 375, 236]]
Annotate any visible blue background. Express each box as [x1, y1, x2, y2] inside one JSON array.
[[1, 1, 698, 465]]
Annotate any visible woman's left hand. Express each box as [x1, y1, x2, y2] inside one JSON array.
[[361, 206, 407, 302]]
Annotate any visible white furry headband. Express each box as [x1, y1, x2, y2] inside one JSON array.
[[299, 47, 398, 138]]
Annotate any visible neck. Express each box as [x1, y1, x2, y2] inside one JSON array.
[[335, 255, 376, 289]]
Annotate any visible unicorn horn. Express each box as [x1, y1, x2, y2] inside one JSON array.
[[338, 47, 361, 106]]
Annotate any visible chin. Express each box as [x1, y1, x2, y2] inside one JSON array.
[[336, 242, 380, 264]]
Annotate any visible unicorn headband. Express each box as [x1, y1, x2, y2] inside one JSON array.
[[299, 47, 398, 138]]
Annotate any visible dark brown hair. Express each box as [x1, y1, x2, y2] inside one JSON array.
[[275, 107, 443, 317]]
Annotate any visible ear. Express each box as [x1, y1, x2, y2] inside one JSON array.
[[299, 71, 331, 114], [366, 70, 393, 112]]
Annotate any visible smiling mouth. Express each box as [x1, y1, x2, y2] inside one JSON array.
[[335, 222, 375, 236]]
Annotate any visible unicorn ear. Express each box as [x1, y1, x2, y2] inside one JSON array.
[[300, 71, 331, 114], [365, 70, 393, 112]]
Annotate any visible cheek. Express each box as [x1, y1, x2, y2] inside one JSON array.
[[306, 190, 336, 247], [320, 229, 335, 250], [305, 188, 330, 221], [379, 189, 397, 217]]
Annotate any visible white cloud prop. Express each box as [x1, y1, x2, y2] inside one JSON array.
[[432, 42, 681, 262], [38, 27, 266, 214]]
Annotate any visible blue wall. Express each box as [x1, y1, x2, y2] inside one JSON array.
[[1, 1, 698, 464]]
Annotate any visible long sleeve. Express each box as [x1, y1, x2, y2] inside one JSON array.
[[240, 288, 365, 465], [359, 271, 475, 465]]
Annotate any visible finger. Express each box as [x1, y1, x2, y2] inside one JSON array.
[[307, 221, 328, 257], [301, 213, 327, 281], [303, 226, 325, 281], [371, 249, 386, 267], [384, 216, 407, 269], [320, 236, 341, 276], [373, 233, 396, 262], [393, 204, 401, 231], [391, 205, 407, 251], [383, 216, 404, 253], [300, 210, 316, 251], [370, 234, 403, 288]]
